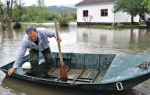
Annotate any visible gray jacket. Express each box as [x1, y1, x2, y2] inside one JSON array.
[[13, 27, 56, 68]]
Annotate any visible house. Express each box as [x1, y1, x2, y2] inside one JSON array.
[[75, 0, 140, 26]]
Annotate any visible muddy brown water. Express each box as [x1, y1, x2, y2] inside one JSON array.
[[0, 23, 150, 95]]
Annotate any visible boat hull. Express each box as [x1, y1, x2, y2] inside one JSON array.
[[1, 52, 150, 94]]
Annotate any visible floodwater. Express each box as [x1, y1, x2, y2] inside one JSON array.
[[0, 23, 150, 95]]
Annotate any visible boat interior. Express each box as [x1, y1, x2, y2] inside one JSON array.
[[1, 52, 150, 83]]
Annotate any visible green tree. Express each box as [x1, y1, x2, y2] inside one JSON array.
[[21, 14, 31, 21], [12, 7, 21, 28], [114, 0, 150, 27], [12, 7, 20, 22], [42, 9, 52, 20], [35, 0, 46, 23], [37, 0, 45, 7], [0, 14, 12, 30], [27, 6, 36, 21], [142, 0, 150, 11], [0, 1, 4, 15]]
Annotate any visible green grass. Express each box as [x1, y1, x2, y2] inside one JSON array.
[[21, 19, 77, 23], [84, 24, 147, 29]]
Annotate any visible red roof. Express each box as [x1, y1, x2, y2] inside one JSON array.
[[75, 0, 115, 6]]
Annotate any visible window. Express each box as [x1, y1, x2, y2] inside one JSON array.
[[101, 9, 108, 16], [83, 10, 88, 17]]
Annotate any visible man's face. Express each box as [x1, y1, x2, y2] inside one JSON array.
[[27, 30, 38, 41]]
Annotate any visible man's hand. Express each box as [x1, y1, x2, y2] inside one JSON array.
[[56, 37, 62, 43], [8, 68, 17, 76]]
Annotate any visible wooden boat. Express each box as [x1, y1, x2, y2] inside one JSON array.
[[1, 52, 150, 94]]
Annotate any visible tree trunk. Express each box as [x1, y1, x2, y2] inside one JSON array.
[[147, 22, 150, 28], [10, 0, 13, 19], [7, 1, 10, 16], [139, 13, 150, 27], [131, 15, 134, 24], [0, 5, 3, 15]]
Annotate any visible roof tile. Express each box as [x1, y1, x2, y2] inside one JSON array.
[[75, 0, 115, 6]]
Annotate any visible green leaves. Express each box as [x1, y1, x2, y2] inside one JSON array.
[[142, 0, 150, 11], [113, 0, 148, 15], [113, 0, 150, 27], [58, 12, 70, 27]]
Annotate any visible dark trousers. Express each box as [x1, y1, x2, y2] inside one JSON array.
[[29, 47, 53, 76]]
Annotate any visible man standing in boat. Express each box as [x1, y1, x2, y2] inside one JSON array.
[[8, 26, 62, 77]]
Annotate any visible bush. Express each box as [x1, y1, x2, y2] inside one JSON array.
[[58, 12, 70, 27], [58, 18, 69, 27], [13, 22, 21, 28], [21, 14, 31, 21]]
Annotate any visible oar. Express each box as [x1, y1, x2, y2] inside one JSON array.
[[54, 18, 68, 81]]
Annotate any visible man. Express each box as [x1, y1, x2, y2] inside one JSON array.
[[8, 26, 61, 77]]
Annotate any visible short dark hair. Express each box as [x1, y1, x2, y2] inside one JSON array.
[[26, 26, 37, 34]]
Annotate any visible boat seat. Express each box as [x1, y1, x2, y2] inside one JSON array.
[[22, 62, 31, 69]]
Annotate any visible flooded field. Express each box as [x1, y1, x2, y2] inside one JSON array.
[[0, 23, 150, 95]]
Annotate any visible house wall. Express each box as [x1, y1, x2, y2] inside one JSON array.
[[145, 13, 150, 21], [115, 12, 139, 23], [76, 2, 140, 23]]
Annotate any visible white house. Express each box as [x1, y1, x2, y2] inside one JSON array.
[[75, 0, 140, 25]]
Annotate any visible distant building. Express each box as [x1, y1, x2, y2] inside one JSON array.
[[75, 0, 140, 26]]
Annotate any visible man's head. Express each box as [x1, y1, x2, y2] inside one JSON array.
[[26, 26, 38, 41]]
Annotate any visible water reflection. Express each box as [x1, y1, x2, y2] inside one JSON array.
[[59, 27, 70, 33], [1, 76, 95, 95], [77, 28, 150, 54]]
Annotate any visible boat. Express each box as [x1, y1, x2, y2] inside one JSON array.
[[1, 52, 150, 94]]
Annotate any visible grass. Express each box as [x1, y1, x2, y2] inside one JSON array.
[[83, 24, 147, 29], [22, 19, 77, 23], [20, 20, 148, 29]]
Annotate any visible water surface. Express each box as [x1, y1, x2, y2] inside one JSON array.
[[0, 23, 150, 95]]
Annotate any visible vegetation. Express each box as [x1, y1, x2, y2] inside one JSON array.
[[82, 15, 93, 26], [88, 25, 145, 29], [113, 0, 150, 27], [0, 0, 76, 30], [47, 6, 76, 14], [12, 7, 21, 28], [58, 12, 70, 27], [142, 0, 150, 11], [0, 14, 12, 30], [84, 23, 147, 29]]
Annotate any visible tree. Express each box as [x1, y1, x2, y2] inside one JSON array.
[[12, 7, 21, 28], [113, 0, 150, 27], [0, 1, 12, 30], [0, 1, 4, 15], [27, 6, 36, 21], [142, 0, 150, 11], [37, 0, 45, 7], [36, 0, 46, 23], [12, 7, 20, 22]]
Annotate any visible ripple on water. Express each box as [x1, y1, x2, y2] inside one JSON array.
[[0, 70, 6, 85], [133, 79, 150, 95]]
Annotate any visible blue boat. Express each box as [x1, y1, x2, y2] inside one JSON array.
[[1, 52, 150, 94]]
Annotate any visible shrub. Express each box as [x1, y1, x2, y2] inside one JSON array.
[[58, 12, 70, 27], [13, 22, 21, 28]]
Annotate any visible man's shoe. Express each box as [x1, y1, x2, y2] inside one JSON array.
[[26, 70, 34, 76]]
